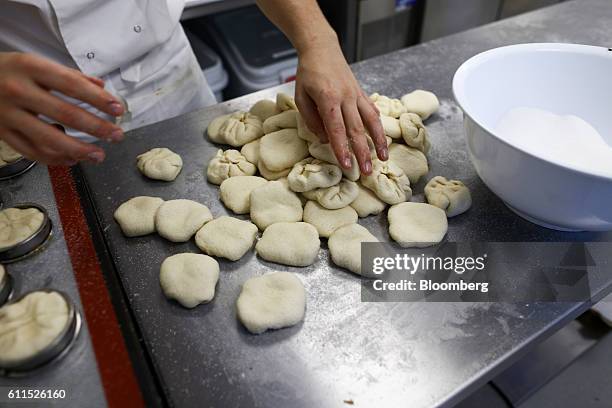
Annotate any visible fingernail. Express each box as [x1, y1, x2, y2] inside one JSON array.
[[109, 101, 124, 116], [342, 157, 352, 168], [379, 147, 389, 161], [110, 128, 124, 141], [363, 160, 372, 174], [88, 151, 105, 164]]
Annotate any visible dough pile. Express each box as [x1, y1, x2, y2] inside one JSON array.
[[303, 201, 357, 238], [361, 159, 412, 204], [263, 110, 298, 134], [249, 99, 280, 121], [328, 224, 379, 275], [302, 179, 359, 210], [240, 139, 260, 164], [0, 291, 70, 366], [259, 129, 309, 172], [136, 148, 183, 181], [296, 114, 319, 143], [388, 202, 447, 247], [250, 180, 303, 229], [0, 207, 45, 251], [276, 92, 298, 112], [207, 149, 257, 185], [401, 90, 440, 120], [195, 216, 258, 261], [114, 196, 164, 237], [388, 143, 428, 184], [308, 141, 360, 181], [207, 111, 263, 147], [369, 93, 406, 118], [424, 176, 472, 217], [0, 140, 22, 166], [380, 115, 402, 139], [220, 176, 268, 214], [287, 158, 342, 193], [255, 222, 320, 266], [236, 271, 306, 334], [155, 199, 213, 242], [160, 253, 219, 308], [350, 184, 387, 217]]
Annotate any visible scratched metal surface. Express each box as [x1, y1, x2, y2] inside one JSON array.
[[0, 165, 107, 407], [78, 0, 612, 406]]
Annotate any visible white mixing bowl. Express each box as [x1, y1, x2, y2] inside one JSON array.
[[453, 43, 612, 231]]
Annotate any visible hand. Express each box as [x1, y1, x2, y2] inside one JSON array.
[[0, 52, 125, 165], [294, 36, 388, 175]]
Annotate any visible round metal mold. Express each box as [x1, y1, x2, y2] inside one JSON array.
[[0, 289, 81, 376], [0, 266, 13, 306], [0, 203, 53, 263], [0, 157, 36, 181]]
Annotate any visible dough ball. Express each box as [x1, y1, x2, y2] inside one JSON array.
[[155, 199, 213, 242], [366, 134, 393, 159], [206, 111, 263, 147], [263, 110, 298, 134], [0, 207, 45, 251], [259, 129, 309, 172], [136, 147, 183, 181], [401, 90, 440, 120], [249, 99, 281, 121], [369, 93, 406, 118], [160, 253, 219, 308], [207, 149, 257, 185], [399, 113, 431, 153], [361, 159, 412, 204], [308, 141, 360, 181], [250, 180, 303, 229], [350, 183, 387, 217], [237, 271, 306, 334], [220, 176, 268, 214], [302, 179, 359, 210], [240, 139, 260, 164], [276, 92, 298, 112], [297, 114, 319, 143], [257, 160, 291, 180], [424, 176, 472, 217], [388, 143, 428, 184], [303, 201, 357, 238], [256, 222, 320, 266], [328, 224, 379, 275], [380, 115, 402, 139], [195, 216, 258, 261], [388, 202, 447, 247], [0, 291, 70, 367], [114, 196, 164, 237], [287, 158, 342, 192], [0, 140, 22, 166]]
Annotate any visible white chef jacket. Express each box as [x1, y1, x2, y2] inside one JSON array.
[[0, 0, 216, 140]]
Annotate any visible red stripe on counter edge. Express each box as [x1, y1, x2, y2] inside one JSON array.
[[48, 165, 145, 408]]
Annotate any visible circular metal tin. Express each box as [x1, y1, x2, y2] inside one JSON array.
[[0, 158, 36, 181], [0, 267, 13, 306], [0, 203, 53, 263], [0, 290, 81, 376]]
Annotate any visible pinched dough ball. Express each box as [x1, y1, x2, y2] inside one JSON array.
[[369, 93, 406, 118], [424, 176, 472, 217], [220, 176, 268, 214], [302, 179, 359, 210], [136, 148, 183, 182], [250, 181, 303, 229], [160, 253, 219, 308], [389, 143, 428, 184], [114, 196, 164, 237], [287, 158, 342, 192], [0, 140, 22, 166], [361, 159, 412, 204], [401, 90, 440, 120], [308, 141, 360, 181], [388, 202, 447, 248], [257, 160, 291, 180], [276, 92, 298, 111], [350, 183, 387, 217], [303, 201, 357, 238], [366, 134, 392, 159], [206, 111, 263, 147], [249, 99, 280, 121], [155, 199, 213, 242], [399, 113, 431, 153], [256, 222, 320, 266], [195, 216, 258, 261], [380, 115, 402, 139], [263, 110, 298, 134], [0, 291, 70, 367], [296, 114, 319, 143], [0, 207, 45, 251], [207, 149, 257, 185], [329, 224, 379, 275], [237, 271, 306, 334], [259, 129, 309, 172], [240, 139, 260, 164]]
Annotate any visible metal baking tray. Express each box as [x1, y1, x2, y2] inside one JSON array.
[[0, 158, 36, 181], [0, 266, 13, 306], [0, 289, 81, 376], [0, 203, 53, 263]]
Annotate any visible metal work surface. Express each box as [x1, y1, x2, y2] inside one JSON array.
[[0, 165, 107, 407], [78, 0, 612, 406]]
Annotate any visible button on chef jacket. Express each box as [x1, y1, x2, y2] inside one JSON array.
[[0, 0, 217, 140]]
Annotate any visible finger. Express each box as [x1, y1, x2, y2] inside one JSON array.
[[0, 128, 39, 161], [317, 98, 352, 168], [85, 75, 105, 88], [295, 88, 327, 143], [362, 89, 379, 115], [358, 95, 388, 161], [341, 102, 372, 174]]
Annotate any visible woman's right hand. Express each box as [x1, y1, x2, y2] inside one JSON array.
[[0, 52, 125, 165]]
